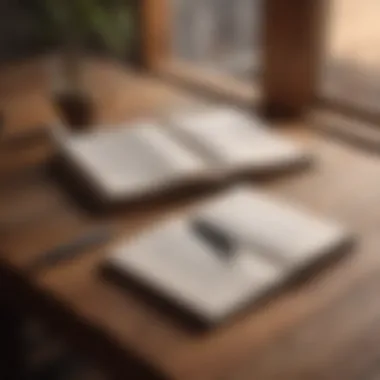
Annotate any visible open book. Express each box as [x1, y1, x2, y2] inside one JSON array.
[[56, 107, 311, 204], [105, 187, 352, 325]]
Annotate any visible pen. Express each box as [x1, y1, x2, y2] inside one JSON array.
[[28, 224, 114, 271]]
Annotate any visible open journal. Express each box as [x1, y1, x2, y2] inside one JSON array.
[[56, 107, 312, 204], [105, 187, 353, 325]]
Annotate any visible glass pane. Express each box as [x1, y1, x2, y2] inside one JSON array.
[[322, 0, 380, 113], [170, 0, 262, 81]]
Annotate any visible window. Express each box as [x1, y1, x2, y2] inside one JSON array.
[[139, 0, 326, 119], [170, 0, 261, 80], [139, 0, 262, 104], [320, 0, 380, 121]]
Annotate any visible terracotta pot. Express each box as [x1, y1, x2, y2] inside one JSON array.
[[54, 91, 94, 131], [50, 51, 94, 131]]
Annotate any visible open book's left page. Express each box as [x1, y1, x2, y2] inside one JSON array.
[[57, 122, 209, 202]]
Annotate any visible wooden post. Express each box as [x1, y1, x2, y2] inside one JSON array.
[[135, 0, 171, 69], [261, 0, 327, 119]]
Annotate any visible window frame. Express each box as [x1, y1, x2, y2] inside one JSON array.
[[137, 0, 326, 119]]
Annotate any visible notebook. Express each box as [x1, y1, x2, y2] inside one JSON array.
[[106, 187, 352, 324], [56, 107, 311, 204]]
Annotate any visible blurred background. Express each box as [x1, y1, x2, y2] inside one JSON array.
[[1, 0, 380, 119], [1, 1, 380, 379]]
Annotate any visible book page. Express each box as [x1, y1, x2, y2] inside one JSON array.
[[60, 122, 207, 199], [109, 218, 282, 321], [138, 126, 208, 178], [193, 187, 350, 267], [168, 107, 308, 170]]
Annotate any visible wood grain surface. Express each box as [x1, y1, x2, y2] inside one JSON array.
[[1, 56, 380, 380]]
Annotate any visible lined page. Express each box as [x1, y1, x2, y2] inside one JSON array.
[[168, 107, 309, 171], [60, 122, 207, 200], [109, 219, 282, 321], [193, 186, 350, 267]]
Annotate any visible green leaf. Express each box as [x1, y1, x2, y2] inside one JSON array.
[[40, 0, 134, 55]]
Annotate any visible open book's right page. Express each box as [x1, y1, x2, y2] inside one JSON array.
[[167, 107, 311, 175], [193, 186, 352, 270]]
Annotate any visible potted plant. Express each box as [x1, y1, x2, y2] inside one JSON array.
[[42, 0, 133, 130]]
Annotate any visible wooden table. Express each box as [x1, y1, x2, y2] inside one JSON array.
[[2, 66, 380, 380]]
